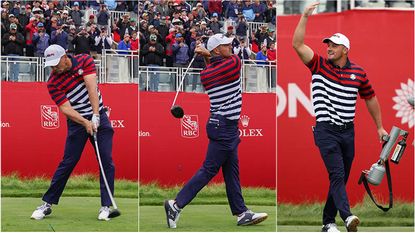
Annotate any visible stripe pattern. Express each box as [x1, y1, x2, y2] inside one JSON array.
[[201, 54, 242, 121], [307, 53, 375, 125], [47, 54, 103, 117]]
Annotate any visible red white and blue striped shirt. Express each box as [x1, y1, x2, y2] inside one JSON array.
[[201, 54, 242, 121], [47, 54, 103, 117], [307, 53, 375, 125]]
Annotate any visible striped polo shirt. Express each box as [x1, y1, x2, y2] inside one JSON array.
[[47, 54, 103, 117], [200, 54, 242, 121], [306, 53, 375, 125]]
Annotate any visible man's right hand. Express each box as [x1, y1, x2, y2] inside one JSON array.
[[83, 120, 94, 135], [195, 44, 210, 57], [303, 2, 320, 17]]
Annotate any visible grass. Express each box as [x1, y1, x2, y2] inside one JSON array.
[[277, 225, 414, 232], [1, 174, 139, 232], [140, 204, 276, 232], [140, 182, 276, 206], [1, 173, 138, 198], [278, 197, 414, 231], [139, 182, 276, 231], [1, 197, 138, 232]]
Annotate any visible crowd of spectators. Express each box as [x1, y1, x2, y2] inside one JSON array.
[[1, 0, 139, 63], [138, 0, 277, 79]]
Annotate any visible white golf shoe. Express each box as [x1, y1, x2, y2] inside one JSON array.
[[164, 200, 181, 228], [237, 210, 268, 226], [345, 215, 360, 232], [98, 206, 111, 221], [322, 223, 341, 232], [31, 203, 52, 220]]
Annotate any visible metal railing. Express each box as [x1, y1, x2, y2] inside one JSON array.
[[1, 56, 42, 82], [139, 60, 276, 93], [1, 56, 276, 93], [102, 49, 139, 83]]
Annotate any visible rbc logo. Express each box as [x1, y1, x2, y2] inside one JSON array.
[[181, 115, 199, 138], [41, 105, 59, 129]]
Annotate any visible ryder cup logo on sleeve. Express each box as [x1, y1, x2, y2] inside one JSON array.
[[181, 115, 199, 138], [41, 105, 60, 129]]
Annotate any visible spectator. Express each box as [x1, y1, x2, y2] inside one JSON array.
[[189, 36, 206, 91], [69, 2, 83, 27], [61, 10, 70, 25], [172, 33, 190, 68], [155, 0, 170, 17], [50, 22, 68, 50], [126, 18, 138, 36], [96, 4, 110, 32], [225, 0, 239, 20], [118, 33, 131, 54], [142, 34, 164, 91], [17, 5, 30, 30], [252, 0, 266, 22], [10, 2, 20, 18], [25, 17, 38, 56], [195, 2, 207, 20], [67, 25, 77, 55], [32, 22, 50, 57], [117, 14, 131, 39], [208, 13, 222, 34], [165, 28, 177, 67], [255, 25, 268, 46], [263, 28, 275, 48], [157, 16, 170, 42], [72, 26, 94, 55], [233, 37, 252, 60], [94, 26, 112, 59], [8, 14, 24, 35], [130, 31, 139, 55], [256, 44, 268, 65], [86, 15, 96, 28], [267, 41, 276, 88], [225, 25, 240, 48], [242, 1, 255, 21], [208, 0, 222, 18], [235, 13, 248, 37], [2, 23, 24, 81]]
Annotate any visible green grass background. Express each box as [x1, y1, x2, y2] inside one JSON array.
[[1, 174, 138, 232], [1, 174, 413, 232], [139, 182, 276, 231]]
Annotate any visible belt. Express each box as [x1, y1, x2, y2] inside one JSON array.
[[317, 121, 354, 131], [210, 114, 239, 126]]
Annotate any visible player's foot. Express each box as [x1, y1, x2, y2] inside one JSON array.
[[345, 215, 360, 232], [321, 223, 341, 232], [98, 206, 111, 221], [164, 200, 181, 228], [31, 202, 52, 220], [237, 210, 268, 226]]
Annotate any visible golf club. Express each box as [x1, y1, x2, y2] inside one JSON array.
[[93, 132, 121, 219], [170, 54, 197, 118]]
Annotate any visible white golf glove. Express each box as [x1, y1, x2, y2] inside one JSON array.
[[92, 114, 100, 131]]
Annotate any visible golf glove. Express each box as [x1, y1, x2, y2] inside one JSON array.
[[92, 114, 100, 131]]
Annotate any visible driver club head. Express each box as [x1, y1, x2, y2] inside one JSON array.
[[108, 209, 121, 218], [171, 105, 184, 118]]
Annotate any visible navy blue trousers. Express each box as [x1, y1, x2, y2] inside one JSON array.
[[175, 114, 248, 215], [313, 122, 354, 225], [43, 111, 115, 206]]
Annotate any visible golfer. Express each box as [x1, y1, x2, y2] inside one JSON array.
[[164, 34, 268, 228], [31, 44, 116, 221], [292, 2, 388, 232]]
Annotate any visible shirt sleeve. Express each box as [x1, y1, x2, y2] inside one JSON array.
[[82, 55, 96, 76], [358, 74, 376, 99], [305, 52, 321, 74], [47, 82, 68, 106]]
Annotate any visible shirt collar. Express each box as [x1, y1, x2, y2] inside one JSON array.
[[328, 58, 351, 69]]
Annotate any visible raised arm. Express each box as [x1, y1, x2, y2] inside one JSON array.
[[292, 2, 319, 64]]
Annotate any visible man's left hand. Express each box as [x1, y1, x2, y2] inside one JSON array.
[[91, 114, 100, 132], [378, 127, 389, 142]]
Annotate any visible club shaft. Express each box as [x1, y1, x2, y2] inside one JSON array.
[[94, 133, 118, 209], [171, 55, 197, 108]]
